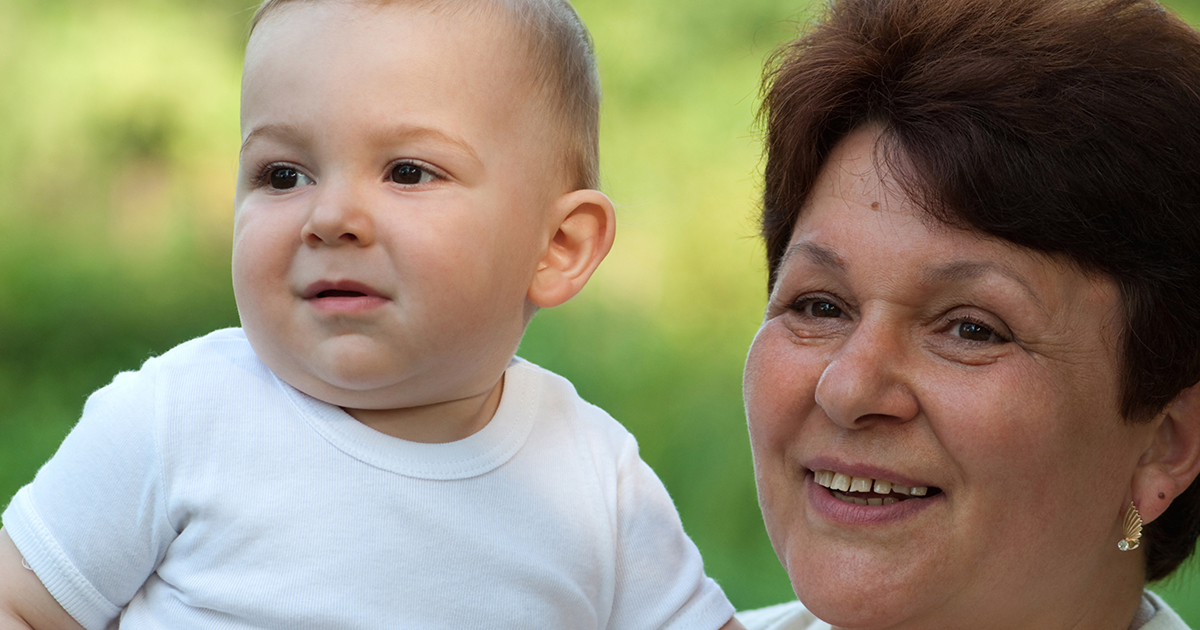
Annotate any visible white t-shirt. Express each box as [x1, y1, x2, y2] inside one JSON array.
[[3, 328, 733, 630], [736, 590, 1191, 630]]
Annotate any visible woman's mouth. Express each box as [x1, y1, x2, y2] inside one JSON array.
[[811, 469, 942, 506]]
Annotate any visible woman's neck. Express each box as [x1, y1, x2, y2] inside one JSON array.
[[828, 558, 1147, 630]]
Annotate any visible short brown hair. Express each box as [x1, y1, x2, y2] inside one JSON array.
[[762, 0, 1200, 580], [249, 0, 600, 190]]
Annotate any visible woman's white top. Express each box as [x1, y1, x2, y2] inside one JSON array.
[[737, 590, 1190, 630]]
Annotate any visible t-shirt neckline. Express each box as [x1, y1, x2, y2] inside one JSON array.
[[274, 359, 537, 480]]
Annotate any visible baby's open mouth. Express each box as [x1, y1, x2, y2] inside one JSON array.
[[302, 280, 384, 301], [812, 469, 942, 506]]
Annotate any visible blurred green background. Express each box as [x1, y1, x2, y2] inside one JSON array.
[[1, 0, 1198, 621]]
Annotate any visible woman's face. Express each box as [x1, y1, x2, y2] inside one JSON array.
[[745, 128, 1154, 629]]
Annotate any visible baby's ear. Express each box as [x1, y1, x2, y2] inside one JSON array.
[[527, 189, 615, 308], [1133, 381, 1200, 524]]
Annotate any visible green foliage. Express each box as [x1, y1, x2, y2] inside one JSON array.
[[0, 0, 1198, 621]]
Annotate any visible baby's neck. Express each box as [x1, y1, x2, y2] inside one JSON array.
[[342, 375, 504, 443]]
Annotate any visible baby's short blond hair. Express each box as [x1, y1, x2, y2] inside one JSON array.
[[249, 0, 601, 190]]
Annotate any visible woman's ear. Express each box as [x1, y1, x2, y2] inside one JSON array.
[[527, 189, 616, 308], [1132, 381, 1200, 523]]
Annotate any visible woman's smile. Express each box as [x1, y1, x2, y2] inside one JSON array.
[[811, 469, 937, 503], [806, 471, 945, 527]]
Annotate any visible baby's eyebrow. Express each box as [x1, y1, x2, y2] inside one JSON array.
[[240, 122, 306, 157], [239, 122, 482, 167], [366, 125, 480, 162]]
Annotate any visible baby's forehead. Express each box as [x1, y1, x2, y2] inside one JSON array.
[[246, 0, 597, 190], [285, 7, 549, 107], [242, 1, 577, 187], [249, 1, 553, 117], [252, 1, 540, 70]]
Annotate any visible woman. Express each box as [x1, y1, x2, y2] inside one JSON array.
[[737, 0, 1200, 628]]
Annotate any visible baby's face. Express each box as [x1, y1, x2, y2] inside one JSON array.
[[234, 1, 560, 421]]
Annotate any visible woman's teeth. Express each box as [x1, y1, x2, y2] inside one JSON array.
[[813, 469, 931, 505], [832, 491, 898, 506]]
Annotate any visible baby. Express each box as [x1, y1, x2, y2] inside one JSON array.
[[0, 1, 740, 628]]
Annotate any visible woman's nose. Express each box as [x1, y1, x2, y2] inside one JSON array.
[[813, 320, 919, 429], [301, 180, 375, 247]]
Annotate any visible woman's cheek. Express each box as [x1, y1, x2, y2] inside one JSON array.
[[745, 330, 789, 439], [749, 324, 822, 405], [745, 329, 823, 479], [745, 333, 814, 578]]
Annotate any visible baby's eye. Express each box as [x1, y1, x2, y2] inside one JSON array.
[[390, 162, 437, 186], [265, 166, 313, 190]]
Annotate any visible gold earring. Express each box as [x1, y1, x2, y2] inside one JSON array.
[[1118, 502, 1142, 551]]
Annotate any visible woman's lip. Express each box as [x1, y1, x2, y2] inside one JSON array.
[[806, 473, 942, 526]]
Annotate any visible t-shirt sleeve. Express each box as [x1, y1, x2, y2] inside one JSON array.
[[737, 601, 825, 630], [1, 366, 175, 630], [606, 438, 735, 630]]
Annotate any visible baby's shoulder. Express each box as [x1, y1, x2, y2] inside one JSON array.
[[142, 327, 263, 376], [90, 328, 277, 427], [507, 357, 639, 457], [113, 327, 269, 392]]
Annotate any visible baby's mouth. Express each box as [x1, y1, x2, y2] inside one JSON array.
[[317, 289, 367, 298], [301, 280, 389, 313], [812, 469, 942, 506], [302, 280, 385, 300]]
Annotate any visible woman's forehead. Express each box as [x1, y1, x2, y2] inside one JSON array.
[[779, 130, 1122, 323]]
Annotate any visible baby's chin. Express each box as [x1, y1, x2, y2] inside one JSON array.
[[239, 322, 512, 434], [286, 365, 506, 444], [275, 361, 433, 410], [269, 349, 501, 414], [242, 330, 400, 400]]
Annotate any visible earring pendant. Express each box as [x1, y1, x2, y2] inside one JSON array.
[[1118, 502, 1142, 552]]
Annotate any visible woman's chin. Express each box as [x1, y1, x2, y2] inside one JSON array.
[[797, 586, 937, 630], [784, 542, 946, 630]]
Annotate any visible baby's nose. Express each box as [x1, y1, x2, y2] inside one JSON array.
[[301, 183, 375, 247]]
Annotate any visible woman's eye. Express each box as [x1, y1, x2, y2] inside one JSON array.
[[390, 162, 436, 186], [952, 320, 1001, 342], [797, 299, 844, 318], [266, 167, 313, 190]]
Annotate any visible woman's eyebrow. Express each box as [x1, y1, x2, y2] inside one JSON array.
[[922, 260, 1047, 311], [781, 241, 846, 272]]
